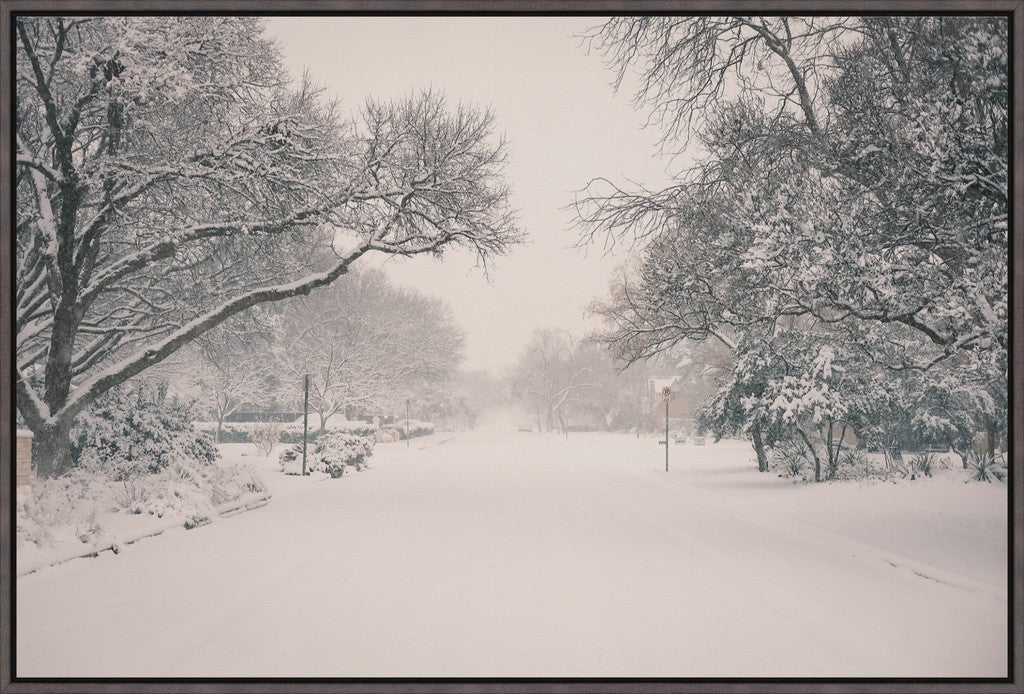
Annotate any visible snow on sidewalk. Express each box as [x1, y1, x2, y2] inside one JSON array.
[[16, 431, 1008, 678]]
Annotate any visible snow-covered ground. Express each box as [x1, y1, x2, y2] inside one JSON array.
[[16, 428, 1007, 677]]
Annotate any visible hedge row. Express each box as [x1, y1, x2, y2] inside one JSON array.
[[195, 419, 434, 444]]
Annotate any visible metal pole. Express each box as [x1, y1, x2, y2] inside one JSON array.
[[302, 374, 310, 476], [406, 398, 411, 447], [665, 395, 670, 472]]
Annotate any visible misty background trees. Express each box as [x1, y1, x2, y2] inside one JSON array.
[[577, 16, 1008, 479], [507, 328, 668, 436]]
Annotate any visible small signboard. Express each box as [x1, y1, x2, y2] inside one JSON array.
[[662, 386, 672, 401]]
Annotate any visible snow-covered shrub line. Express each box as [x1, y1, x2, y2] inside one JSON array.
[[194, 420, 379, 444], [16, 490, 272, 576], [194, 422, 257, 443], [16, 455, 268, 554], [280, 420, 378, 444]]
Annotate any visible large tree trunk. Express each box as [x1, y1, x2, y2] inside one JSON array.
[[33, 418, 75, 479], [35, 310, 79, 478], [751, 423, 768, 472]]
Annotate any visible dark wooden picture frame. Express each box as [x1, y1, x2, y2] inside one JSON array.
[[1, 2, 1021, 692]]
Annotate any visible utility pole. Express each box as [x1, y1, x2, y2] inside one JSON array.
[[406, 398, 411, 447], [663, 386, 671, 472], [302, 374, 310, 476]]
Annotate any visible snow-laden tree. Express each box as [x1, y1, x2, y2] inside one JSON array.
[[910, 348, 1007, 468], [586, 16, 1006, 359], [698, 326, 905, 481], [15, 17, 520, 475], [759, 337, 867, 482], [577, 16, 1008, 467], [273, 268, 464, 433], [696, 343, 782, 473]]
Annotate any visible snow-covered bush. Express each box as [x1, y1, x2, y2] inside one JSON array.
[[398, 421, 435, 440], [279, 432, 375, 478], [71, 382, 217, 478], [16, 486, 55, 549], [17, 474, 118, 551]]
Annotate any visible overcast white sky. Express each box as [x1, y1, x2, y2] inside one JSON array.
[[265, 17, 673, 376]]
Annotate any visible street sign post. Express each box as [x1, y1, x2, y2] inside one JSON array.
[[662, 386, 671, 472]]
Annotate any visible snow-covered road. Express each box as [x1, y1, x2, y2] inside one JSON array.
[[17, 430, 1008, 677]]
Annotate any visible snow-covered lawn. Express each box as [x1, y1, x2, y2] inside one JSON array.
[[16, 430, 1007, 677]]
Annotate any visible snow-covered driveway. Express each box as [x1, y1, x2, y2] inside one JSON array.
[[17, 431, 1008, 677]]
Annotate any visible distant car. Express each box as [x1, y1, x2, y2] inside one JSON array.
[[518, 422, 534, 432], [674, 434, 687, 444], [693, 436, 706, 446]]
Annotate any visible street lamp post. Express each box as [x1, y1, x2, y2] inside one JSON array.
[[302, 373, 310, 476]]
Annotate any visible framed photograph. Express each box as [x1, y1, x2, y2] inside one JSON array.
[[2, 1, 1021, 692]]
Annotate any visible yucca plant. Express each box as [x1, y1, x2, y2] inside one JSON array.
[[969, 451, 1006, 483], [909, 451, 939, 479]]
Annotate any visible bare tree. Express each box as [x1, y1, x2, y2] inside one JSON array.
[[15, 17, 520, 475], [581, 16, 853, 152]]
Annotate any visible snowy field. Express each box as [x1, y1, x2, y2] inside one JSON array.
[[17, 428, 1007, 678]]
